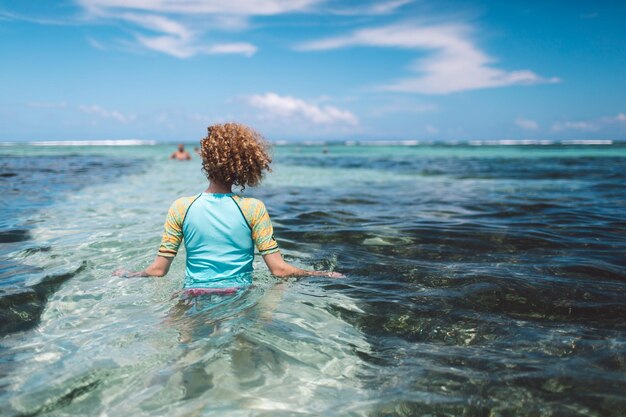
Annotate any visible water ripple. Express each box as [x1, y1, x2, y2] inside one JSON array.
[[1, 145, 625, 416]]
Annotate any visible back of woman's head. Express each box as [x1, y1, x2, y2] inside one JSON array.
[[200, 123, 272, 190]]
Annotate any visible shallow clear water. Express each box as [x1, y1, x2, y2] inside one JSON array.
[[1, 143, 625, 416]]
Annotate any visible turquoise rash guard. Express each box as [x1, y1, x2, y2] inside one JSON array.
[[157, 192, 280, 289]]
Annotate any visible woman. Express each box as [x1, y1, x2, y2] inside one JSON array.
[[117, 123, 342, 291]]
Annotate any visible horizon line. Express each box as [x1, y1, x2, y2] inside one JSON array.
[[1, 139, 622, 147]]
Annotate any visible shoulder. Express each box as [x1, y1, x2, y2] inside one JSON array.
[[231, 195, 265, 209], [231, 196, 269, 222], [172, 194, 200, 206], [168, 194, 201, 215]]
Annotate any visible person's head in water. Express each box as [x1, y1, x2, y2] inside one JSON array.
[[200, 123, 272, 191], [178, 143, 185, 152]]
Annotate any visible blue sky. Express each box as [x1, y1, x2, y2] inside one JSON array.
[[1, 0, 625, 142]]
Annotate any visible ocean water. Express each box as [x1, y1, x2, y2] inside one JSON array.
[[0, 142, 625, 416]]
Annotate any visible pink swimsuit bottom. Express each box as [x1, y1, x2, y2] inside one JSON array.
[[183, 287, 240, 297]]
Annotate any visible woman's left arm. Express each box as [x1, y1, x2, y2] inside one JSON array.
[[115, 197, 190, 278]]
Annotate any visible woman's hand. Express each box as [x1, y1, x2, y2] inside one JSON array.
[[308, 270, 345, 278], [113, 256, 174, 278], [321, 271, 345, 278], [262, 252, 345, 278]]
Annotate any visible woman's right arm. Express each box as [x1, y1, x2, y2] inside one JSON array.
[[114, 197, 192, 278], [242, 198, 343, 278]]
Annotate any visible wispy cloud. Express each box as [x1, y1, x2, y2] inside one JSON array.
[[111, 12, 254, 57], [121, 12, 191, 38], [79, 104, 136, 123], [7, 1, 413, 58], [552, 121, 596, 132], [76, 0, 322, 15], [299, 22, 560, 94], [552, 113, 626, 132], [86, 37, 106, 50], [245, 92, 359, 126], [72, 0, 324, 58], [330, 0, 413, 16], [515, 117, 539, 130], [205, 43, 257, 56], [135, 34, 256, 58], [0, 10, 76, 26], [26, 101, 137, 124]]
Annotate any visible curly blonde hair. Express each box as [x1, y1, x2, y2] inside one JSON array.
[[200, 123, 272, 190]]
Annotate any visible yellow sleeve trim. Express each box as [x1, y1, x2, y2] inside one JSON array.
[[157, 195, 200, 257], [231, 196, 280, 254]]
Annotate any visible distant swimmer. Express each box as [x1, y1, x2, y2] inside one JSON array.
[[194, 146, 201, 155], [170, 144, 192, 160]]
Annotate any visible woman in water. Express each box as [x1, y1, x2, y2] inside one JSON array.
[[116, 123, 342, 291]]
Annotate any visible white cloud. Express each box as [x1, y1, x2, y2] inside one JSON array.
[[367, 0, 413, 14], [206, 43, 256, 56], [120, 12, 192, 38], [552, 121, 596, 132], [0, 10, 75, 26], [79, 104, 136, 123], [73, 0, 324, 58], [26, 101, 138, 124], [552, 113, 626, 132], [117, 12, 256, 57], [330, 0, 413, 16], [77, 0, 321, 15], [135, 34, 255, 58], [98, 10, 258, 58], [299, 22, 559, 94], [245, 92, 359, 126], [515, 117, 538, 130], [134, 35, 191, 58], [86, 37, 106, 50], [71, 1, 418, 58]]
